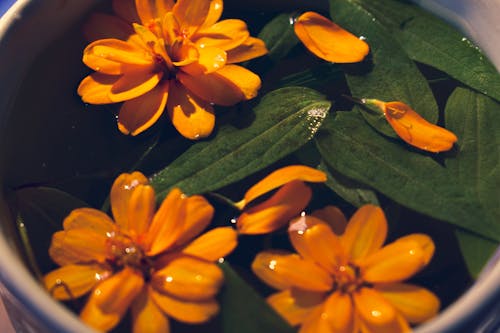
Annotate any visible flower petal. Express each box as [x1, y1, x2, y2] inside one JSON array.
[[124, 184, 155, 236], [252, 250, 334, 292], [109, 70, 163, 103], [175, 195, 215, 246], [311, 205, 348, 235], [299, 304, 335, 333], [395, 233, 435, 265], [62, 208, 116, 234], [111, 171, 149, 231], [242, 165, 327, 206], [177, 64, 261, 106], [227, 36, 268, 64], [267, 289, 325, 326], [145, 188, 187, 255], [181, 46, 227, 76], [294, 11, 369, 63], [135, 0, 174, 25], [173, 0, 211, 36], [167, 81, 215, 140], [44, 264, 111, 300], [118, 80, 169, 136], [353, 287, 397, 328], [288, 215, 346, 274], [77, 73, 118, 104], [323, 291, 357, 333], [194, 19, 250, 51], [151, 290, 219, 324], [360, 240, 427, 283], [49, 229, 108, 266], [181, 227, 238, 261], [80, 267, 144, 331], [131, 288, 170, 333], [375, 283, 440, 324], [237, 180, 312, 235], [152, 256, 224, 301], [341, 205, 387, 261], [83, 13, 134, 42], [201, 0, 223, 28]]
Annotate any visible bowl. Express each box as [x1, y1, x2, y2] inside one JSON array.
[[0, 1, 499, 332]]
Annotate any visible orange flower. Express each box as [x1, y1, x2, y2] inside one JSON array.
[[78, 0, 268, 139], [252, 204, 440, 333], [44, 171, 237, 332], [294, 11, 369, 63], [365, 99, 458, 152], [235, 165, 327, 235]]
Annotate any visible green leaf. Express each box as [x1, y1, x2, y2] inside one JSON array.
[[346, 0, 500, 102], [329, 0, 439, 137], [219, 262, 294, 333], [455, 229, 498, 279], [315, 94, 500, 240], [151, 87, 331, 198], [279, 62, 343, 89], [318, 160, 379, 207], [258, 13, 300, 61]]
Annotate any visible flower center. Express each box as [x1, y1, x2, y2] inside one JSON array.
[[334, 263, 366, 293], [106, 232, 153, 278]]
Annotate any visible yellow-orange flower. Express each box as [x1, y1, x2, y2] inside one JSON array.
[[78, 0, 268, 139], [294, 11, 369, 63], [44, 171, 237, 332], [252, 204, 440, 333], [366, 99, 458, 153], [235, 165, 327, 235]]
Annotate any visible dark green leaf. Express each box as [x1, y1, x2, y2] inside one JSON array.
[[318, 160, 379, 207], [258, 13, 300, 61], [219, 262, 294, 333], [455, 229, 498, 279], [279, 62, 343, 89], [315, 106, 500, 241], [151, 87, 331, 198], [329, 0, 439, 137], [346, 0, 500, 102]]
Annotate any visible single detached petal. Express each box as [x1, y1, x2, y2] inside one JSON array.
[[80, 267, 144, 331], [267, 289, 324, 326], [167, 81, 215, 140], [323, 291, 357, 333], [252, 250, 333, 292], [175, 195, 215, 247], [77, 73, 119, 104], [145, 188, 187, 255], [131, 288, 170, 333], [118, 80, 169, 136], [111, 171, 149, 231], [151, 289, 219, 324], [109, 70, 163, 103], [361, 240, 427, 283], [152, 256, 224, 301], [242, 165, 327, 206], [294, 11, 369, 63], [194, 19, 250, 51], [173, 0, 211, 37], [375, 283, 440, 324], [237, 180, 311, 235], [83, 13, 134, 42], [62, 208, 116, 234], [311, 205, 348, 235], [341, 205, 387, 261], [177, 64, 261, 106], [395, 233, 435, 265], [44, 264, 111, 300], [227, 37, 268, 64], [353, 287, 398, 329], [181, 227, 238, 261], [288, 215, 346, 274], [135, 0, 174, 25], [49, 229, 108, 266], [368, 99, 458, 153]]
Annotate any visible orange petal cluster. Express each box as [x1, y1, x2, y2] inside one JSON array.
[[234, 165, 327, 235], [44, 171, 237, 332], [252, 204, 440, 333], [366, 99, 458, 152], [78, 0, 268, 139], [294, 11, 370, 63]]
